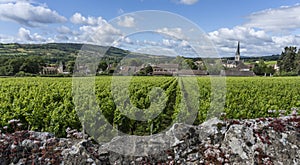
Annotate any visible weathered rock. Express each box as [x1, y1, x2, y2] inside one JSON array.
[[29, 131, 54, 141], [61, 140, 101, 165], [0, 116, 300, 164]]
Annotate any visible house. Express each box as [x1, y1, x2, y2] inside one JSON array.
[[224, 60, 239, 68], [152, 64, 179, 76], [41, 66, 59, 75], [41, 62, 65, 75], [273, 63, 280, 72], [177, 69, 208, 76], [235, 62, 251, 71], [74, 64, 91, 75], [118, 66, 142, 76]]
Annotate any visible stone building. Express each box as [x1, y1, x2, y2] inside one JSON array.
[[222, 42, 255, 76]]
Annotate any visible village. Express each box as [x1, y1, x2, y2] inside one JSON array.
[[41, 42, 279, 77]]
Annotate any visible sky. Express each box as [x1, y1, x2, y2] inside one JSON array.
[[0, 0, 300, 57]]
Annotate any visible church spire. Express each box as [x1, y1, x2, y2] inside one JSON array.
[[235, 41, 240, 61]]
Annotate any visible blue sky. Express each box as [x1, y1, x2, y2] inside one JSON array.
[[0, 0, 300, 57]]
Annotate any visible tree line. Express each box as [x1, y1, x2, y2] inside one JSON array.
[[277, 46, 300, 76], [248, 46, 300, 76]]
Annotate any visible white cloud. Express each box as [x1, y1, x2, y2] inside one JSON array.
[[244, 4, 300, 32], [32, 33, 45, 42], [162, 39, 172, 47], [272, 35, 298, 46], [174, 0, 198, 5], [0, 12, 123, 45], [70, 13, 106, 26], [135, 46, 179, 56], [70, 13, 85, 24], [0, 0, 32, 3], [18, 27, 32, 41], [0, 11, 122, 44], [0, 1, 66, 27], [205, 3, 300, 57], [208, 25, 300, 57], [162, 39, 183, 48], [78, 23, 122, 45], [180, 40, 189, 47], [69, 13, 124, 45], [54, 34, 70, 41], [0, 34, 14, 43], [57, 26, 71, 34], [142, 40, 158, 46], [209, 26, 271, 44], [18, 27, 46, 42], [119, 36, 198, 57], [117, 16, 135, 27], [156, 27, 186, 40], [112, 36, 133, 47]]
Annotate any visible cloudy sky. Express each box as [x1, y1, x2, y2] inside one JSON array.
[[0, 0, 300, 57]]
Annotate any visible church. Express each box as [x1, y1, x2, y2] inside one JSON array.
[[223, 41, 244, 69], [221, 42, 255, 76]]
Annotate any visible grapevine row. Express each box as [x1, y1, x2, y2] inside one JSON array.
[[0, 77, 299, 138]]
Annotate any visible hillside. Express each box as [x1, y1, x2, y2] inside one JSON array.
[[0, 43, 281, 62], [0, 43, 131, 76], [0, 43, 179, 76], [0, 43, 128, 60]]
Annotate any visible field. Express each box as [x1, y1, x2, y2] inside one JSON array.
[[244, 60, 277, 65], [0, 76, 299, 139]]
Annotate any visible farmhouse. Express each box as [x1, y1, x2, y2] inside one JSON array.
[[41, 62, 69, 75], [41, 66, 59, 75], [118, 66, 142, 76], [152, 64, 179, 76]]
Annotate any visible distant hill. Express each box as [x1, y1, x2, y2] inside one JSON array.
[[0, 43, 135, 76], [0, 43, 129, 62], [222, 55, 280, 62], [0, 43, 281, 62], [0, 43, 178, 65]]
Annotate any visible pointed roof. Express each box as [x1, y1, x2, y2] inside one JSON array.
[[235, 41, 240, 55]]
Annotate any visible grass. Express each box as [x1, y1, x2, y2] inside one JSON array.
[[244, 60, 277, 65]]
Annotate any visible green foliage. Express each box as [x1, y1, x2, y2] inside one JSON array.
[[66, 61, 75, 73], [0, 78, 81, 137], [136, 65, 153, 76], [182, 59, 198, 70], [278, 46, 300, 75], [0, 43, 128, 76], [0, 76, 299, 138], [172, 56, 199, 70], [144, 65, 153, 74], [253, 60, 275, 75], [98, 61, 108, 72]]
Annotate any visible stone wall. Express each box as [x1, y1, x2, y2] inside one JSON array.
[[1, 115, 299, 164]]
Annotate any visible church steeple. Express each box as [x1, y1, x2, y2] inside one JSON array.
[[235, 41, 240, 61]]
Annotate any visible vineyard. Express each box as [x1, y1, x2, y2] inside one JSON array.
[[0, 76, 300, 140]]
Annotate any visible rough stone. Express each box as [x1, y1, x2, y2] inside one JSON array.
[[1, 116, 300, 164]]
